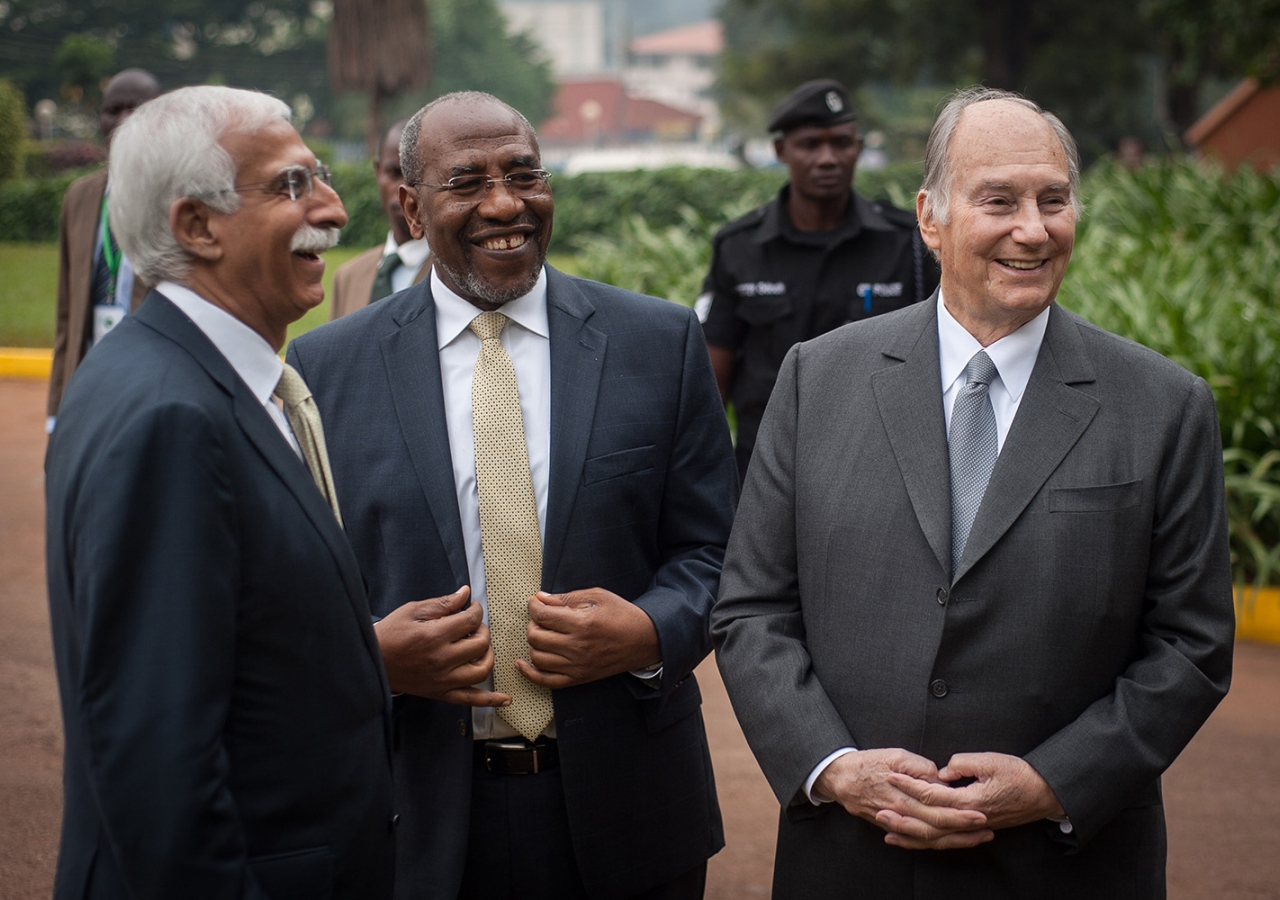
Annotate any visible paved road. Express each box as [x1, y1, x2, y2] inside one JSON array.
[[1, 377, 1276, 899]]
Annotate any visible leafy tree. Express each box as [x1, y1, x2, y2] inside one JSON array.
[[717, 0, 1278, 155], [54, 34, 116, 106], [0, 79, 26, 183], [0, 0, 331, 132], [427, 0, 555, 125], [1144, 0, 1280, 134]]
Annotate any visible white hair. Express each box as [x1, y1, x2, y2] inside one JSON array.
[[919, 86, 1083, 227], [108, 86, 292, 285]]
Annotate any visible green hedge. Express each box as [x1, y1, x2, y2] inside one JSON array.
[[0, 171, 82, 242], [0, 160, 926, 251], [1058, 160, 1280, 585]]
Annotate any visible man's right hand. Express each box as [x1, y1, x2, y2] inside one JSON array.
[[374, 586, 511, 707], [814, 748, 992, 849]]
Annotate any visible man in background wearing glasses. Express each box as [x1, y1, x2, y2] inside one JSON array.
[[45, 86, 395, 899], [289, 91, 738, 899]]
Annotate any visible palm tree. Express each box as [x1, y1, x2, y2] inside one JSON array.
[[328, 0, 431, 156]]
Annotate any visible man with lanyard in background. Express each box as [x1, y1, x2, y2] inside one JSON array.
[[47, 68, 160, 433]]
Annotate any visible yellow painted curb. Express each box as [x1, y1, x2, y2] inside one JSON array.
[[0, 348, 52, 380], [1235, 585, 1280, 645]]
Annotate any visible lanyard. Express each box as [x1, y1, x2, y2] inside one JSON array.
[[98, 196, 120, 291]]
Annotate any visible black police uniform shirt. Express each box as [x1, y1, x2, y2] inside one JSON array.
[[699, 184, 940, 471]]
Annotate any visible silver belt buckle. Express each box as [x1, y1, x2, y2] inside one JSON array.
[[490, 740, 538, 774]]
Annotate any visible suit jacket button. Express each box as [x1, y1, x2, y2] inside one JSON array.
[[936, 587, 948, 605], [930, 679, 948, 698], [390, 813, 400, 831]]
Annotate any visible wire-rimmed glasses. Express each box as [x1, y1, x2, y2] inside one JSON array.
[[413, 169, 551, 201]]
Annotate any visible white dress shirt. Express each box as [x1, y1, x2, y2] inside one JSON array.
[[157, 282, 301, 457], [432, 267, 552, 740], [803, 294, 1050, 804], [382, 233, 432, 294], [937, 292, 1049, 451]]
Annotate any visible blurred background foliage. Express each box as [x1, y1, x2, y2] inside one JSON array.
[[1058, 160, 1280, 585]]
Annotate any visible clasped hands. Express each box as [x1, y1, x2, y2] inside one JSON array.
[[374, 585, 660, 704], [813, 748, 1065, 850]]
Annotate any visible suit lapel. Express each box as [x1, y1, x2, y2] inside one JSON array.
[[955, 305, 1099, 580], [379, 284, 471, 586], [542, 268, 606, 584], [872, 300, 953, 575], [133, 294, 371, 614]]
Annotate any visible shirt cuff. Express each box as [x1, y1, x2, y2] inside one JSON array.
[[804, 746, 858, 805], [46, 416, 56, 434], [1050, 815, 1073, 834], [630, 661, 663, 684]]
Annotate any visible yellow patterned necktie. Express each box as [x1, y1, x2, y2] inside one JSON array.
[[469, 312, 554, 741], [274, 363, 344, 527]]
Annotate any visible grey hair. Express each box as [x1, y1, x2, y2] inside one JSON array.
[[400, 91, 539, 186], [919, 86, 1082, 226], [108, 86, 292, 285]]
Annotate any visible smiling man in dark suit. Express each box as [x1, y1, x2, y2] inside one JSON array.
[[45, 86, 394, 900], [711, 87, 1235, 898], [288, 91, 737, 900]]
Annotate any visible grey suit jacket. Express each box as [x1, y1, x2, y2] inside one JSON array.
[[289, 266, 738, 900], [328, 244, 429, 321], [711, 298, 1234, 899]]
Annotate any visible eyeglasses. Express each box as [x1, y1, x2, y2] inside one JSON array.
[[414, 169, 551, 201], [203, 164, 333, 202]]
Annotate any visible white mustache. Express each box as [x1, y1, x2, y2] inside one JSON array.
[[291, 225, 340, 254]]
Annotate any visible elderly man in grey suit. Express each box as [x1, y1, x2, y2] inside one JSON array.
[[711, 87, 1235, 899]]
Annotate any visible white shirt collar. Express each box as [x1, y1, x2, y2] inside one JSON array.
[[937, 292, 1050, 401], [383, 232, 432, 270], [432, 266, 550, 350], [156, 281, 284, 405]]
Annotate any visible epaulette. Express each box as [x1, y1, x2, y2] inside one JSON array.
[[713, 203, 770, 241], [870, 199, 921, 231]]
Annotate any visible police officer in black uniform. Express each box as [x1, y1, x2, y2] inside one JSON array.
[[699, 79, 940, 477]]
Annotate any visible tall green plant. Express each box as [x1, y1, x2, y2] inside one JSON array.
[[1060, 159, 1280, 584]]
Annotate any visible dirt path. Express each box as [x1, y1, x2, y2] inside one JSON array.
[[1, 377, 1276, 899]]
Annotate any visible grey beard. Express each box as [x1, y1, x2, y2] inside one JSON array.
[[436, 255, 542, 308]]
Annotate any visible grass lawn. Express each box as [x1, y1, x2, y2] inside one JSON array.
[[0, 243, 582, 349], [0, 243, 59, 347]]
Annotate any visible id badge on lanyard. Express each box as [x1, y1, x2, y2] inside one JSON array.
[[93, 196, 126, 344]]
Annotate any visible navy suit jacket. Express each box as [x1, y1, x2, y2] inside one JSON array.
[[46, 293, 396, 900], [288, 267, 738, 899]]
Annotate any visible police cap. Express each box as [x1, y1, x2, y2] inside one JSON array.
[[767, 79, 857, 134]]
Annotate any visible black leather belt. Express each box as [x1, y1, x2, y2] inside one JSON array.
[[473, 738, 559, 775]]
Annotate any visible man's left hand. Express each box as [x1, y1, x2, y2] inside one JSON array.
[[880, 752, 1064, 849], [516, 589, 660, 689]]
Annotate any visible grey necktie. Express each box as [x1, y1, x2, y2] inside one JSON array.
[[369, 251, 402, 305], [949, 350, 999, 577]]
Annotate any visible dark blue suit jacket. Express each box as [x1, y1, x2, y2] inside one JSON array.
[[288, 267, 738, 899], [46, 293, 396, 900]]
